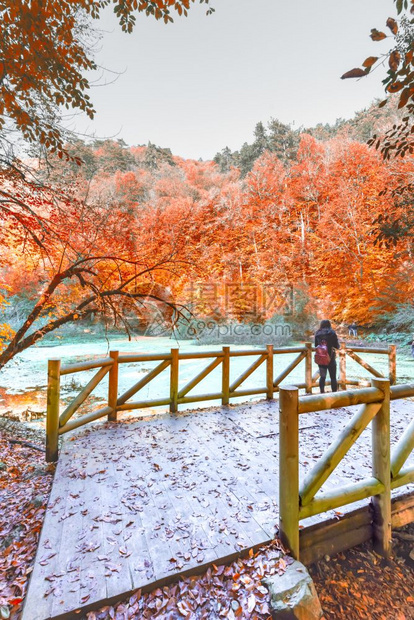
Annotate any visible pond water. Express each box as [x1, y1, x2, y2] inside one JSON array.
[[1, 335, 414, 417]]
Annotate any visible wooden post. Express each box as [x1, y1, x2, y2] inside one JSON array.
[[266, 344, 274, 399], [279, 385, 300, 559], [388, 344, 396, 386], [305, 342, 312, 394], [222, 346, 230, 406], [170, 348, 179, 413], [108, 350, 119, 422], [46, 359, 61, 462], [371, 377, 392, 558], [339, 342, 347, 391]]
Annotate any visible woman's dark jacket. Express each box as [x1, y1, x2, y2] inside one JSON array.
[[315, 328, 340, 361]]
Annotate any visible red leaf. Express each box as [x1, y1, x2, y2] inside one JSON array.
[[370, 29, 387, 41], [386, 17, 398, 35], [341, 68, 367, 80]]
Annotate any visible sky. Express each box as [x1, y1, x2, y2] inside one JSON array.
[[74, 0, 394, 160]]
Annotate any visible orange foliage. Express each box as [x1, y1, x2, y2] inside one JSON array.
[[2, 134, 414, 364]]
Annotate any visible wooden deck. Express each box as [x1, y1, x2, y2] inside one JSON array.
[[22, 398, 414, 620]]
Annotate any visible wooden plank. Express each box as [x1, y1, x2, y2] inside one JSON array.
[[82, 439, 134, 603], [300, 491, 414, 565], [391, 492, 414, 528], [101, 445, 153, 593], [299, 505, 372, 565], [50, 444, 107, 618], [180, 411, 279, 538], [299, 402, 381, 506], [116, 436, 181, 586], [59, 365, 110, 427], [22, 453, 73, 620], [138, 422, 268, 564]]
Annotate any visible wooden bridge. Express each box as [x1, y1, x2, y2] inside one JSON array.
[[22, 343, 414, 620]]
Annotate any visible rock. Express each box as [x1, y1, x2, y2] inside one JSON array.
[[409, 548, 414, 561], [264, 560, 323, 619]]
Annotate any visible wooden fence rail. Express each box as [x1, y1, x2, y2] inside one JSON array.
[[46, 343, 396, 461], [279, 378, 414, 560]]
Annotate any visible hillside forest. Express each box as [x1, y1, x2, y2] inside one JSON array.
[[1, 98, 414, 365]]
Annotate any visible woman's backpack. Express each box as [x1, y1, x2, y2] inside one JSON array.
[[314, 339, 331, 366]]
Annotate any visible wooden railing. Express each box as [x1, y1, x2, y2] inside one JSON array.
[[46, 343, 396, 461], [279, 378, 414, 560]]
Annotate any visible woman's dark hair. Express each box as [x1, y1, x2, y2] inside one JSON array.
[[319, 319, 331, 329]]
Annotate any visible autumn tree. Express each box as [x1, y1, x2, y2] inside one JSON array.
[[341, 0, 414, 159], [0, 173, 189, 369], [0, 0, 214, 163]]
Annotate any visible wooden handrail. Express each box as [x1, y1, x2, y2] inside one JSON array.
[[117, 359, 170, 406], [178, 356, 222, 398], [298, 386, 383, 414], [391, 418, 414, 478], [299, 477, 384, 520], [46, 341, 397, 462], [229, 353, 267, 392], [59, 365, 110, 427], [60, 357, 114, 375], [274, 351, 306, 388], [299, 401, 382, 506], [279, 377, 414, 561]]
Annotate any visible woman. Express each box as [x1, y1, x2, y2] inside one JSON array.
[[315, 319, 340, 393]]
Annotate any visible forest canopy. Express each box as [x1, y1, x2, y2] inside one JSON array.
[[2, 99, 414, 368]]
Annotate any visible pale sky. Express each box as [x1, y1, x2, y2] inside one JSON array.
[[74, 0, 394, 160]]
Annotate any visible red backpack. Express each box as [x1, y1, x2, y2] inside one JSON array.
[[314, 339, 331, 366]]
